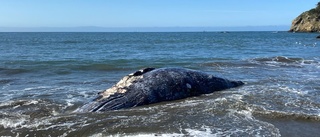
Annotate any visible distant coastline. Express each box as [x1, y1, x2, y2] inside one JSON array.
[[0, 25, 289, 32]]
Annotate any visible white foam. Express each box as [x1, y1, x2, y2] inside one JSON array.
[[185, 126, 213, 137], [23, 86, 50, 91], [0, 117, 28, 128], [0, 100, 39, 108], [91, 128, 214, 137], [97, 121, 279, 137], [0, 100, 14, 107], [25, 100, 39, 105], [89, 133, 185, 137]]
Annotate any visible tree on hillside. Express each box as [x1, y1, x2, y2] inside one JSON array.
[[308, 2, 320, 16]]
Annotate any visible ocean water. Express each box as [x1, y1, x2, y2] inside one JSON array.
[[0, 32, 319, 136]]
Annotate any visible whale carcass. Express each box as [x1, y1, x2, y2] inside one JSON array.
[[75, 67, 244, 112]]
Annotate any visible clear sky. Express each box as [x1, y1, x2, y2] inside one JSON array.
[[0, 0, 319, 30]]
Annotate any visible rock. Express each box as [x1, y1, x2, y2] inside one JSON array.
[[289, 2, 320, 32]]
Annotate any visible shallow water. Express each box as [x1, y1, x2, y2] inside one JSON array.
[[0, 32, 319, 136]]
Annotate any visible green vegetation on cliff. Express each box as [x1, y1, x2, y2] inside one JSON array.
[[307, 2, 320, 17], [289, 2, 320, 32]]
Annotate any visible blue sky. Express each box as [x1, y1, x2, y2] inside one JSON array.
[[0, 0, 319, 31]]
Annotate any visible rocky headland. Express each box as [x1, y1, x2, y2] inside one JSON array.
[[289, 2, 320, 32]]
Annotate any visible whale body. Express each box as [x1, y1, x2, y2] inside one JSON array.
[[76, 67, 244, 112]]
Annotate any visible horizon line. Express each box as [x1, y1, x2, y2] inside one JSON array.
[[0, 25, 290, 32]]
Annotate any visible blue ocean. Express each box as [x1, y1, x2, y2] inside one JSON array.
[[0, 32, 319, 136]]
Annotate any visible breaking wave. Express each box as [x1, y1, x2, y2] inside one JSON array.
[[248, 56, 319, 67]]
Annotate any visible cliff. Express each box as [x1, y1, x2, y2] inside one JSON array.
[[289, 2, 320, 32]]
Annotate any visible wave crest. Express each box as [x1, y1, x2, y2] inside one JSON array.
[[249, 56, 319, 67]]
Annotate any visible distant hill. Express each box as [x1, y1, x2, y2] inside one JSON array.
[[289, 2, 320, 32], [0, 26, 289, 32]]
